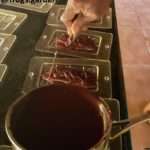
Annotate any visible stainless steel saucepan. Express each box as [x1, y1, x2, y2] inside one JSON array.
[[2, 84, 150, 150]]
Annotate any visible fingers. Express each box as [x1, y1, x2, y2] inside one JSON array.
[[60, 0, 80, 36], [61, 0, 111, 39], [71, 14, 97, 38], [62, 20, 72, 37], [60, 0, 76, 22]]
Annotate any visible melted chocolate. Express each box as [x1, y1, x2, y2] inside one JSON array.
[[51, 33, 99, 54], [11, 85, 104, 150], [39, 64, 97, 90]]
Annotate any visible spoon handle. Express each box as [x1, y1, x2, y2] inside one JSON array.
[[110, 112, 150, 140]]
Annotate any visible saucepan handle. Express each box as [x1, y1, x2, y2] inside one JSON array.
[[110, 111, 150, 140]]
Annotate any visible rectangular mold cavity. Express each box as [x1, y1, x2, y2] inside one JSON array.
[[5, 1, 55, 13], [0, 9, 27, 34], [0, 33, 16, 63], [0, 64, 7, 82], [47, 4, 112, 29], [35, 26, 113, 59], [22, 57, 112, 98], [0, 12, 16, 31], [48, 30, 102, 55], [37, 63, 99, 91]]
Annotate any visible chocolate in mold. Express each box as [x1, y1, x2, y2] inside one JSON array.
[[38, 63, 98, 90], [49, 31, 100, 54]]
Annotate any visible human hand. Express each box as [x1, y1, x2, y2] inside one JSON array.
[[61, 0, 111, 39]]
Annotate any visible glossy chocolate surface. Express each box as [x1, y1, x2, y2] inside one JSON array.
[[11, 85, 104, 150], [50, 32, 99, 54], [39, 63, 98, 90]]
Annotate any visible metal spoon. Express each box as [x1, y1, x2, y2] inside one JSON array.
[[110, 111, 150, 140]]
